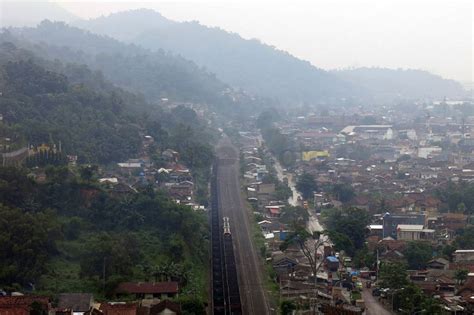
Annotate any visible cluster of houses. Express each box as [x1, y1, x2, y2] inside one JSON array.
[[238, 100, 474, 313], [100, 137, 203, 210], [0, 282, 181, 315], [238, 132, 365, 313]]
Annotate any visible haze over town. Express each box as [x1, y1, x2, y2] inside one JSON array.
[[0, 1, 474, 315], [2, 0, 473, 86]]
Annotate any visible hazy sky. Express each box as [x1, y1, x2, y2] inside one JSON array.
[[21, 1, 474, 83]]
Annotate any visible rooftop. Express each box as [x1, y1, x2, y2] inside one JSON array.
[[397, 224, 424, 231]]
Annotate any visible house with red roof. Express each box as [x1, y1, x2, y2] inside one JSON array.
[[99, 302, 138, 315], [0, 296, 50, 315], [265, 205, 284, 218]]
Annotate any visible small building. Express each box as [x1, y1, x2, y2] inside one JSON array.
[[272, 251, 298, 273], [99, 178, 118, 185], [325, 256, 340, 272], [162, 149, 179, 162], [396, 224, 434, 241], [265, 205, 284, 218], [57, 293, 93, 314], [382, 213, 425, 239], [341, 125, 394, 140], [427, 257, 450, 270], [117, 162, 142, 168], [454, 250, 474, 263]]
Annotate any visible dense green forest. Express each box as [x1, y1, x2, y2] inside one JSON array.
[[0, 58, 141, 163], [0, 166, 208, 302]]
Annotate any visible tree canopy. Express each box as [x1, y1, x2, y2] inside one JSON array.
[[322, 207, 371, 256], [296, 173, 317, 200], [403, 241, 433, 270]]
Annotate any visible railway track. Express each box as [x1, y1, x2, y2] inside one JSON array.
[[211, 161, 242, 315], [212, 138, 272, 315]]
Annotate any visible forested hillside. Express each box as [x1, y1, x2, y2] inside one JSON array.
[[0, 43, 143, 163], [3, 21, 232, 106], [75, 9, 356, 104], [76, 9, 467, 104]]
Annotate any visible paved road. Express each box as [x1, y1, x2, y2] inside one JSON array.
[[272, 156, 323, 233], [361, 286, 392, 315], [216, 139, 273, 315]]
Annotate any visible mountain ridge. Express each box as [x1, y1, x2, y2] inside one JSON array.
[[73, 9, 361, 104], [74, 9, 466, 104]]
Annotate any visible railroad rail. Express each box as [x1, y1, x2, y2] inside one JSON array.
[[211, 161, 242, 315]]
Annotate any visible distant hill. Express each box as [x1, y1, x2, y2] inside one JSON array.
[[75, 9, 467, 104], [0, 1, 78, 27], [73, 9, 360, 104], [333, 67, 467, 101], [73, 9, 171, 41], [3, 21, 233, 106]]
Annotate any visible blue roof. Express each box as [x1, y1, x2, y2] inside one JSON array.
[[326, 256, 339, 263]]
